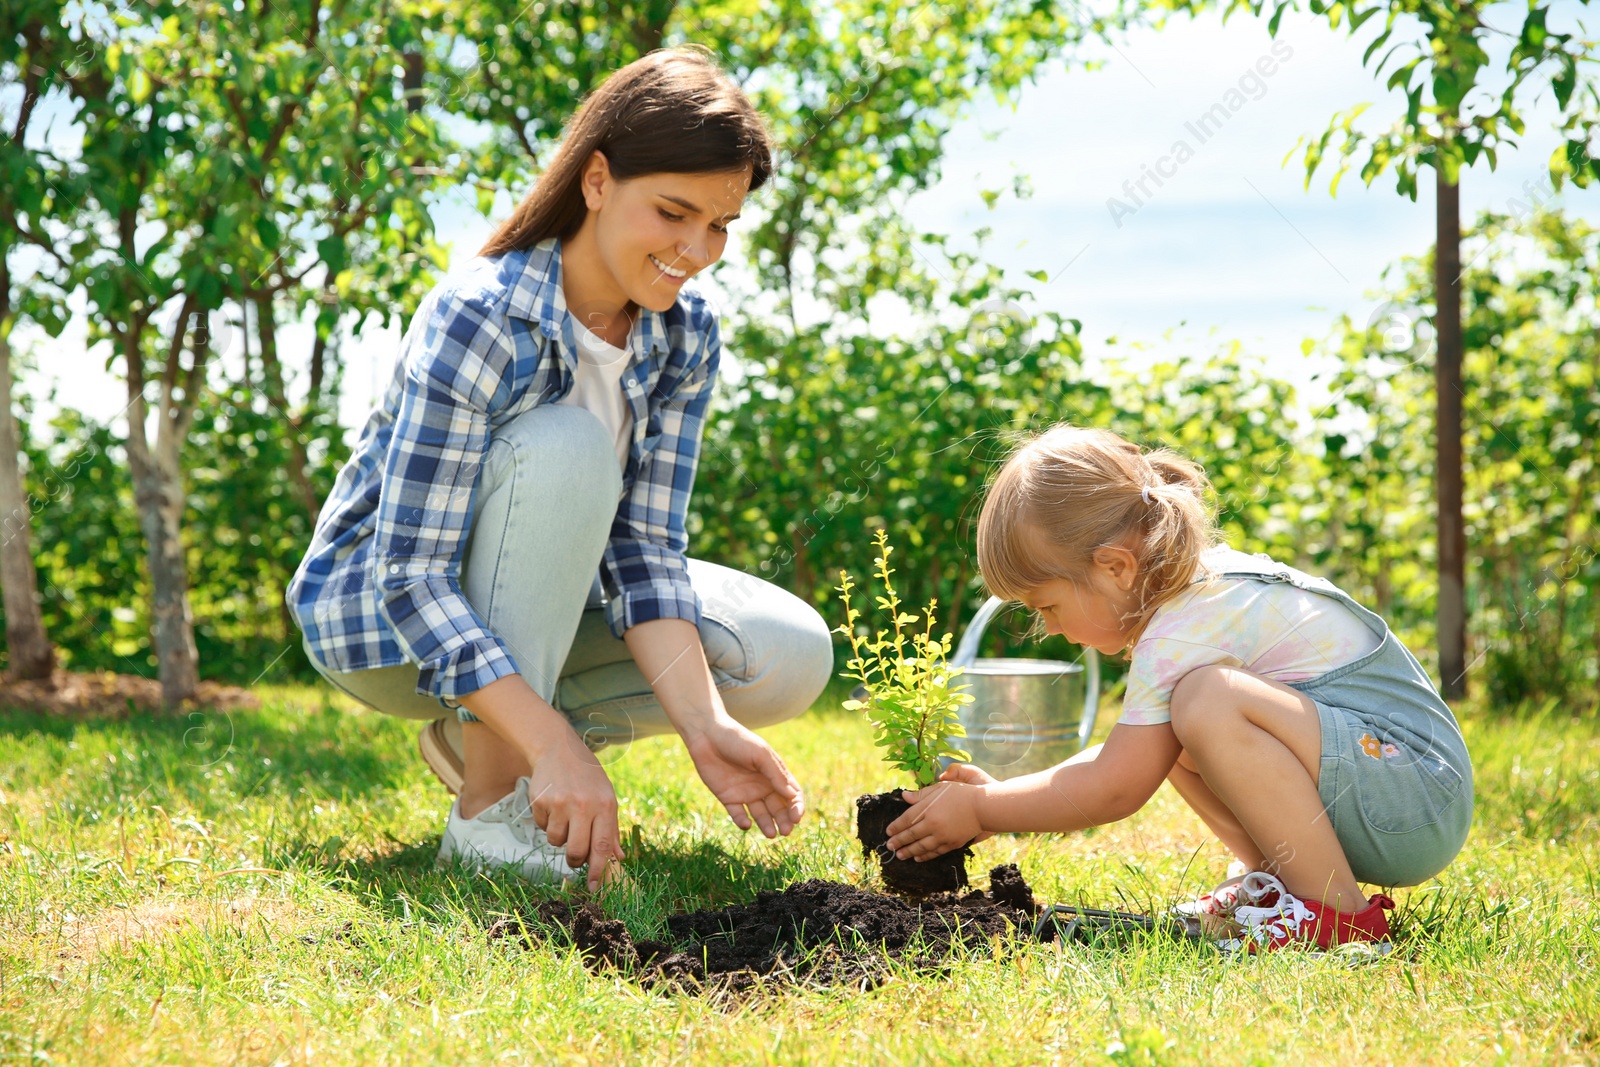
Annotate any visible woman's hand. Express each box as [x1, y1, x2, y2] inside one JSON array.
[[622, 617, 806, 838], [525, 733, 626, 891], [681, 717, 805, 838], [885, 777, 987, 861], [456, 674, 627, 892]]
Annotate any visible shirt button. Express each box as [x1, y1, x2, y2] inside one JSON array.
[[389, 564, 400, 574]]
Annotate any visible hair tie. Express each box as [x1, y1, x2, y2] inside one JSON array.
[[1141, 484, 1155, 505]]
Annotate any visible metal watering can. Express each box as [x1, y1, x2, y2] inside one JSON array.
[[950, 596, 1101, 779]]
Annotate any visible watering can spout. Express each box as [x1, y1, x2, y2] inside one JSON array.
[[953, 596, 1008, 669]]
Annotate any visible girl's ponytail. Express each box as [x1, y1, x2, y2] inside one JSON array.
[[1133, 449, 1214, 643]]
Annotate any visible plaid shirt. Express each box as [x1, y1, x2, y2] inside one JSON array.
[[287, 239, 719, 707]]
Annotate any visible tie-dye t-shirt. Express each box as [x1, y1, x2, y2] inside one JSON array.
[[1119, 548, 1383, 726]]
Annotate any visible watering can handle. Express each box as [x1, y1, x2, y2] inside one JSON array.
[[952, 595, 1102, 752]]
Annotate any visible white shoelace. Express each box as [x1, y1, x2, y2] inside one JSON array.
[[1230, 873, 1316, 946], [1177, 870, 1316, 949], [471, 777, 552, 850]]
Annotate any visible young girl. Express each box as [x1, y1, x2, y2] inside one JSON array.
[[288, 48, 833, 893], [886, 425, 1473, 950]]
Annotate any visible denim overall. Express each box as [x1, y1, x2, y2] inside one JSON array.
[[1207, 550, 1474, 888]]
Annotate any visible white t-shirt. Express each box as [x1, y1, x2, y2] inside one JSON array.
[[559, 323, 635, 470], [1120, 548, 1383, 726]]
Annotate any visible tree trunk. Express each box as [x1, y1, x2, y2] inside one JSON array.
[[122, 322, 200, 707], [403, 51, 424, 113], [254, 294, 321, 522], [0, 285, 56, 682], [1435, 171, 1466, 700]]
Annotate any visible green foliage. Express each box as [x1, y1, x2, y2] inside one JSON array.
[[693, 224, 1104, 638], [1314, 207, 1600, 704], [182, 379, 345, 685], [8, 408, 145, 671], [0, 376, 342, 684], [3, 1, 1595, 716], [835, 530, 972, 787]]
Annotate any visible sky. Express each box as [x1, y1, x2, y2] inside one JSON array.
[[11, 2, 1598, 438]]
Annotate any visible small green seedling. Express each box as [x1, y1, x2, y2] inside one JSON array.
[[835, 529, 972, 787]]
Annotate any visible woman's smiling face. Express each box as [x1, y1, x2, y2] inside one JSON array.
[[582, 155, 752, 313]]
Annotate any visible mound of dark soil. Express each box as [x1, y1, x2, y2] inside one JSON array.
[[855, 789, 972, 896], [489, 864, 1039, 997]]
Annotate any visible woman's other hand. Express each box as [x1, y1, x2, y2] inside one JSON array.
[[681, 717, 805, 837], [456, 675, 626, 892]]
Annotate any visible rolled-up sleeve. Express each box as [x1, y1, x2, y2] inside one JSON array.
[[373, 287, 522, 704], [601, 317, 720, 637]]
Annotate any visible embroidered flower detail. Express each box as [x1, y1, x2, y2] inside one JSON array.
[[1359, 733, 1385, 759], [1381, 742, 1401, 759]]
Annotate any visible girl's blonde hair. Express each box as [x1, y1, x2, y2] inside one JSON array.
[[976, 425, 1219, 645]]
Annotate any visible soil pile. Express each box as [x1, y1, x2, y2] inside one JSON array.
[[489, 864, 1039, 996]]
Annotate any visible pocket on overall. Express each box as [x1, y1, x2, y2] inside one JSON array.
[[1324, 706, 1467, 835]]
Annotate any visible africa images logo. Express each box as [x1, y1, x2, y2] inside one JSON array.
[[1106, 40, 1296, 229]]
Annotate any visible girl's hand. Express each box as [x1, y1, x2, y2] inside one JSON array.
[[884, 781, 985, 861], [939, 762, 997, 787], [935, 762, 997, 840]]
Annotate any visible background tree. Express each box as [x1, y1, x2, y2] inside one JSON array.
[[39, 0, 451, 703], [402, 0, 1129, 622], [1144, 0, 1600, 698], [214, 3, 449, 527], [0, 0, 82, 682], [1319, 207, 1600, 702], [4, 1, 1594, 715]]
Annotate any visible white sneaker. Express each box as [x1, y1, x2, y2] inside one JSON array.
[[435, 776, 580, 884]]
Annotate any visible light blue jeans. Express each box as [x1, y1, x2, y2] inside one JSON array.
[[308, 403, 834, 751]]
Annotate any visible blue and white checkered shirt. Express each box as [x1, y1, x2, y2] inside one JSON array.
[[287, 238, 719, 707]]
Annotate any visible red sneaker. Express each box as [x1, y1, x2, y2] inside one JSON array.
[[1232, 882, 1395, 953], [1174, 870, 1287, 941], [1178, 870, 1396, 953]]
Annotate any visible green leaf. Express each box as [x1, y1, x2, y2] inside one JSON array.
[[1553, 58, 1577, 111], [317, 233, 346, 274], [1267, 2, 1287, 36], [1520, 7, 1548, 51]]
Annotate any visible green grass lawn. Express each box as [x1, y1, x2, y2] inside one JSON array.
[[2, 683, 1597, 1065]]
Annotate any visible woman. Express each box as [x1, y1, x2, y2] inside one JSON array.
[[287, 48, 833, 893]]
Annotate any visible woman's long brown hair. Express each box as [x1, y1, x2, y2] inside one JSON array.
[[477, 46, 773, 257]]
